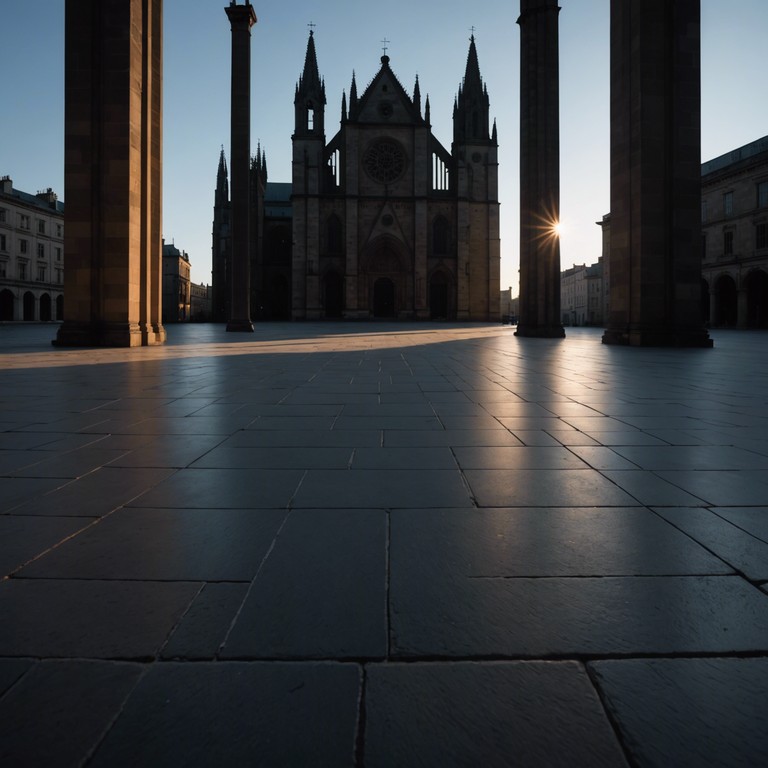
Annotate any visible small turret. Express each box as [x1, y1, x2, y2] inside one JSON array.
[[349, 71, 358, 119], [413, 75, 421, 116]]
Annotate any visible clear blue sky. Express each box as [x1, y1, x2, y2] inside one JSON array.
[[2, 0, 766, 289]]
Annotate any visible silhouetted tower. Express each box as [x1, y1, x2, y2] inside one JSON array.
[[292, 29, 327, 318], [516, 0, 565, 338], [212, 148, 231, 322], [249, 145, 268, 316], [225, 0, 256, 332], [603, 0, 711, 347], [452, 35, 500, 320]]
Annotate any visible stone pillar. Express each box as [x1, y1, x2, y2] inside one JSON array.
[[603, 0, 711, 347], [225, 1, 256, 333], [55, 0, 165, 347], [516, 0, 565, 339]]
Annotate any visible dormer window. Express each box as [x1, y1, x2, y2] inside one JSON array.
[[307, 102, 314, 130]]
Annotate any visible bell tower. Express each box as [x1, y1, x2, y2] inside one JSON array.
[[292, 30, 327, 318], [453, 35, 500, 321]]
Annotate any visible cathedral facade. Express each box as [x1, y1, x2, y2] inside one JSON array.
[[213, 32, 500, 322]]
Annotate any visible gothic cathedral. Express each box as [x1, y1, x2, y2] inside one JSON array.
[[212, 32, 500, 322]]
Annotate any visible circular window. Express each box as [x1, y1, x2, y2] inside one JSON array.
[[363, 139, 406, 184]]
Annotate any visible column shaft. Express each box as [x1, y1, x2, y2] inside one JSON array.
[[55, 0, 165, 347], [603, 0, 711, 347], [516, 0, 565, 339], [225, 2, 256, 332]]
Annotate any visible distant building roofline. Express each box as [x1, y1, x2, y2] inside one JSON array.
[[702, 135, 768, 176]]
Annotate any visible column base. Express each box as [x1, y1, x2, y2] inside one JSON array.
[[142, 323, 166, 345], [226, 319, 255, 332], [53, 321, 147, 348], [515, 324, 566, 339], [602, 327, 713, 347]]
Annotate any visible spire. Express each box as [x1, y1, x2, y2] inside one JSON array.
[[341, 89, 347, 123], [492, 118, 497, 144], [349, 71, 358, 119], [294, 29, 326, 136], [464, 34, 483, 95], [301, 30, 322, 94], [425, 95, 431, 125], [215, 146, 229, 205], [454, 34, 491, 144], [413, 75, 421, 116]]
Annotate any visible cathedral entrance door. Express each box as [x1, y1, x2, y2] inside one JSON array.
[[324, 271, 344, 318], [429, 273, 449, 319], [373, 278, 395, 317]]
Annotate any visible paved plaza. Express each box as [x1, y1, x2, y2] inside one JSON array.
[[0, 321, 767, 766]]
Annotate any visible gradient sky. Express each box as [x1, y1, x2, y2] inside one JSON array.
[[2, 1, 767, 289]]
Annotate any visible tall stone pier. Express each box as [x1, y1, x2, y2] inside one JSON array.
[[225, 1, 256, 332], [516, 0, 565, 339], [603, 0, 712, 347], [55, 0, 165, 347]]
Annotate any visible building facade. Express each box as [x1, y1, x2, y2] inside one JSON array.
[[701, 136, 768, 328], [213, 32, 500, 322], [190, 282, 212, 322], [0, 177, 65, 322], [161, 240, 191, 323], [561, 264, 587, 326]]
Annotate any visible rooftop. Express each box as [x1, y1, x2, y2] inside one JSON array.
[[701, 134, 768, 176], [1, 322, 767, 765]]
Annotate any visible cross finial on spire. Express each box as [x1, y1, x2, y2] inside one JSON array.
[[470, 26, 476, 40], [381, 37, 390, 55], [308, 21, 316, 34]]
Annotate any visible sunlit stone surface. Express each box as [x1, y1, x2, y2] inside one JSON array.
[[1, 322, 767, 765]]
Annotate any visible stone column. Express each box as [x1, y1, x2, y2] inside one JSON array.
[[603, 0, 712, 347], [516, 0, 565, 339], [55, 0, 165, 347], [225, 1, 256, 332]]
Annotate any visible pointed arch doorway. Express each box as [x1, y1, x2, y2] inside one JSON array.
[[364, 235, 410, 319], [373, 278, 396, 318]]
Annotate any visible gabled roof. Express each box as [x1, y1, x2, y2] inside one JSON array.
[[349, 55, 423, 125]]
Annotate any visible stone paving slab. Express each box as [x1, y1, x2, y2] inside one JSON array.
[[391, 507, 733, 578], [221, 509, 387, 659], [18, 508, 287, 581], [128, 467, 304, 509], [653, 507, 768, 581], [0, 660, 144, 768], [464, 468, 641, 506], [0, 514, 91, 576], [365, 662, 628, 767], [292, 468, 473, 508], [0, 579, 200, 659], [0, 658, 32, 697], [390, 575, 768, 657], [589, 658, 768, 768], [161, 582, 250, 660], [88, 662, 361, 767], [11, 467, 175, 517]]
